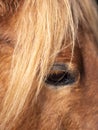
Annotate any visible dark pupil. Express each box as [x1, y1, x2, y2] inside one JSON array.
[[45, 71, 76, 86]]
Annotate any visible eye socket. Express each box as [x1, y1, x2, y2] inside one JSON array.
[[45, 63, 79, 87]]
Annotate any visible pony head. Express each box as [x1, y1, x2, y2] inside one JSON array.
[[0, 0, 98, 130]]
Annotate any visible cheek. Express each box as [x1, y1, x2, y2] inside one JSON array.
[[36, 86, 80, 130], [62, 85, 98, 130], [37, 82, 98, 130]]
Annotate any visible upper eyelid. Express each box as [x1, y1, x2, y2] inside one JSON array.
[[51, 63, 68, 71]]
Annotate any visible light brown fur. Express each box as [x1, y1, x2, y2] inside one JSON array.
[[0, 0, 98, 130]]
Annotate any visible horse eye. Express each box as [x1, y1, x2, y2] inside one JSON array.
[[45, 63, 78, 87], [45, 71, 76, 86]]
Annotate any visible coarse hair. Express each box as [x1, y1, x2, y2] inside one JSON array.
[[0, 0, 98, 129]]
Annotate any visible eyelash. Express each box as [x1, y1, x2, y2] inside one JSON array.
[[45, 71, 76, 87]]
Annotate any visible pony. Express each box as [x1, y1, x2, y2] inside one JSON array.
[[0, 0, 98, 130]]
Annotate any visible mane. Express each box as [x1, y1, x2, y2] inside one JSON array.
[[0, 0, 98, 129]]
